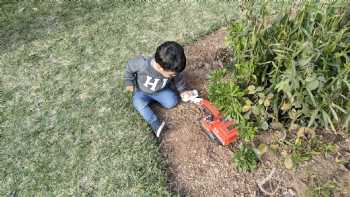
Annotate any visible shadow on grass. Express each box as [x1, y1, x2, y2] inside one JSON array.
[[0, 1, 124, 55]]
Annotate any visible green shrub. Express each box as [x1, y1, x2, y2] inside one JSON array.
[[224, 0, 350, 132], [232, 144, 259, 172]]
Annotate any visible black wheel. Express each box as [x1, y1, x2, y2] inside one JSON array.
[[207, 132, 222, 145], [200, 122, 222, 145], [200, 108, 213, 121]]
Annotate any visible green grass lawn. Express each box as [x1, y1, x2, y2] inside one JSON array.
[[1, 1, 238, 196]]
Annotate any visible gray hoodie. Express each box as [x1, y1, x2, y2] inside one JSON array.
[[124, 56, 186, 94]]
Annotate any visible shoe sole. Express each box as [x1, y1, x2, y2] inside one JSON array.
[[156, 121, 166, 138]]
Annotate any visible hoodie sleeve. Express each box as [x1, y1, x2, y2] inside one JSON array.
[[124, 57, 146, 87], [174, 72, 186, 93]]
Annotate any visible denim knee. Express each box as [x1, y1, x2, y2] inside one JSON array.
[[132, 92, 149, 112], [162, 96, 178, 109]]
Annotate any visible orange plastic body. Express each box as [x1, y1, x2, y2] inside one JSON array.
[[199, 99, 238, 145]]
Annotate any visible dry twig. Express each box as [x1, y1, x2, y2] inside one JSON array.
[[257, 168, 280, 196]]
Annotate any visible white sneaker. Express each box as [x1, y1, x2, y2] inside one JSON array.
[[156, 121, 166, 138]]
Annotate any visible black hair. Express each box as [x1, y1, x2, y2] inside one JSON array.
[[154, 41, 186, 73]]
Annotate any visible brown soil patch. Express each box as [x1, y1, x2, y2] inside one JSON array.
[[154, 28, 350, 197]]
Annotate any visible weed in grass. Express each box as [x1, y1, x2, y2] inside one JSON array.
[[304, 180, 339, 197], [281, 136, 338, 169]]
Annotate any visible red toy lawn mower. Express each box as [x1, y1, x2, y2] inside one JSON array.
[[185, 90, 238, 146], [197, 99, 238, 145]]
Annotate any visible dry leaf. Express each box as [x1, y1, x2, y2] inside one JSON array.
[[297, 127, 316, 139], [284, 156, 294, 169], [258, 143, 268, 155]]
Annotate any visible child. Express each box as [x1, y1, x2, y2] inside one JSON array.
[[124, 41, 193, 137]]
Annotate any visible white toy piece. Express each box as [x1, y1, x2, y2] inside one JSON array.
[[190, 97, 203, 104]]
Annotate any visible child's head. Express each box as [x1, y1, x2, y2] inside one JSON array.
[[154, 41, 186, 75]]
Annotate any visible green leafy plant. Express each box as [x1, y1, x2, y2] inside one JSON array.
[[209, 1, 349, 171], [208, 79, 244, 122], [208, 73, 257, 142], [232, 144, 259, 172], [209, 68, 227, 82], [290, 142, 313, 165], [237, 120, 256, 142], [208, 70, 258, 142]]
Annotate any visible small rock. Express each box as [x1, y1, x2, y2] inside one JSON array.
[[214, 168, 220, 174], [344, 161, 350, 171], [283, 189, 296, 197]]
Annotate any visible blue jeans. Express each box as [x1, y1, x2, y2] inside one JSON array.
[[132, 88, 178, 127]]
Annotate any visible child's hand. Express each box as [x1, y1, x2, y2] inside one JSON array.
[[126, 86, 134, 92], [180, 90, 198, 102]]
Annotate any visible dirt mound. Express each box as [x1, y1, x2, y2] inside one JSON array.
[[154, 28, 350, 197]]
